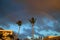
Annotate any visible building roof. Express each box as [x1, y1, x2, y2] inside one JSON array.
[[48, 36, 58, 38]]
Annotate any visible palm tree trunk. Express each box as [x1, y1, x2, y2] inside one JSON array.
[[32, 24, 34, 40], [18, 26, 20, 37]]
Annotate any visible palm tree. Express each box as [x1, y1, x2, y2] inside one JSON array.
[[29, 17, 36, 40], [16, 20, 22, 37]]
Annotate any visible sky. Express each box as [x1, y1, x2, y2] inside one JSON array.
[[0, 0, 60, 38]]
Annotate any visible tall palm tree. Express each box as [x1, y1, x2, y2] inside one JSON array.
[[16, 20, 22, 37], [29, 17, 36, 40]]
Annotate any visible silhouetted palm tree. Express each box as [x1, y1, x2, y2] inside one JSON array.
[[16, 20, 22, 37], [29, 17, 36, 40]]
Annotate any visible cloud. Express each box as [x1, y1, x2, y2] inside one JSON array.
[[26, 0, 60, 12], [0, 0, 60, 38], [53, 23, 60, 32], [48, 11, 60, 22]]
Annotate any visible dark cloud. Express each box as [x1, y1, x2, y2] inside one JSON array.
[[48, 11, 60, 22], [0, 0, 60, 38], [26, 0, 60, 13], [53, 23, 60, 32]]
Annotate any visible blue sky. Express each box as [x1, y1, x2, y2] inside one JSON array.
[[0, 17, 60, 38]]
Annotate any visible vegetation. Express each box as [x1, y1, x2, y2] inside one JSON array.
[[29, 17, 36, 40], [16, 20, 22, 35], [16, 20, 22, 40]]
